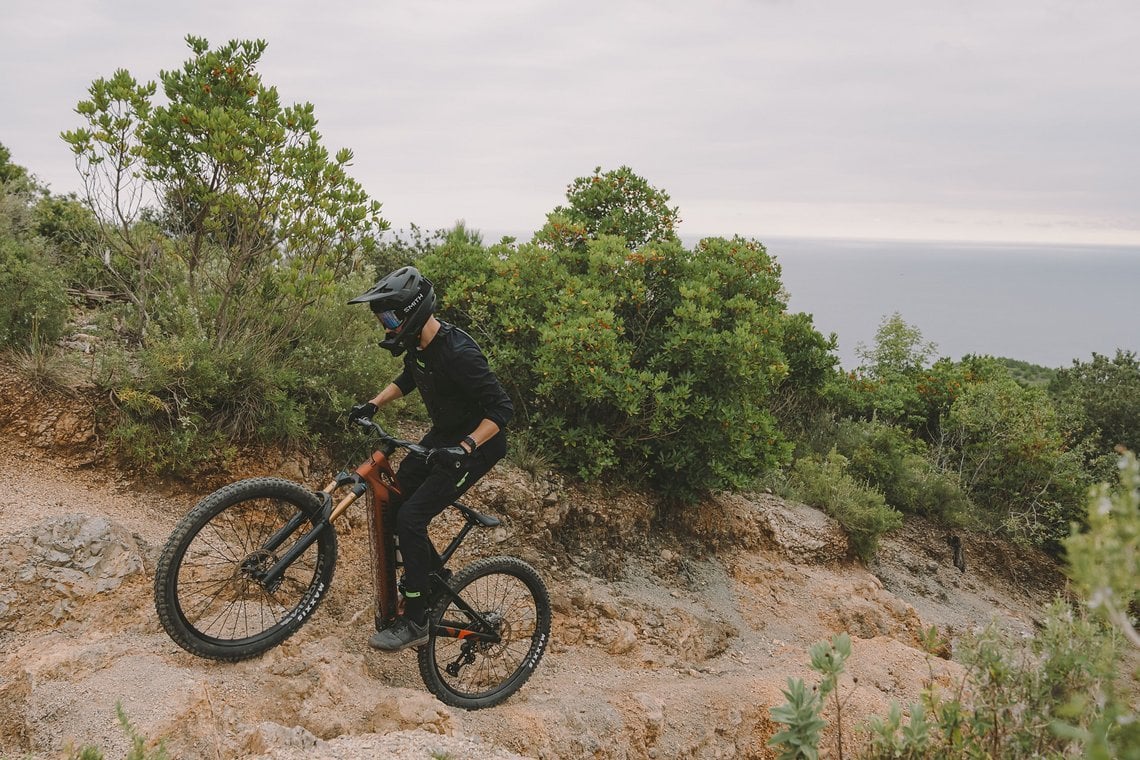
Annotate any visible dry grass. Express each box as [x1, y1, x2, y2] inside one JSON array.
[[7, 345, 74, 392]]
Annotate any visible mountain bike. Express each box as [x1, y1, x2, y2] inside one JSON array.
[[153, 418, 551, 709]]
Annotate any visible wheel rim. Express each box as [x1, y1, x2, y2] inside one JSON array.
[[430, 571, 541, 700], [174, 496, 320, 645]]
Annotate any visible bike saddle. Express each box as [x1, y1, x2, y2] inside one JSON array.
[[452, 502, 501, 527]]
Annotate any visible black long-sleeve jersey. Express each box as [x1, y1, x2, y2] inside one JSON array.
[[393, 321, 514, 437]]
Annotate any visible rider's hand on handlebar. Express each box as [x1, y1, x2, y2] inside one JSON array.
[[348, 401, 378, 422], [428, 445, 468, 471]]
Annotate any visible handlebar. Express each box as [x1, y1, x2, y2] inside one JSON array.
[[351, 417, 431, 458]]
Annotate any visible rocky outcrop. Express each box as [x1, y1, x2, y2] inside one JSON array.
[[684, 491, 851, 563], [0, 515, 149, 636], [0, 370, 98, 455]]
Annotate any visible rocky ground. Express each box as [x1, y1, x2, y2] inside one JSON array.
[[0, 365, 1066, 759]]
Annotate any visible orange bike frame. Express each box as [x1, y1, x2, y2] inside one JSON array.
[[321, 449, 403, 630]]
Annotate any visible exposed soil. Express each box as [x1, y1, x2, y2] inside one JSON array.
[[0, 364, 1069, 759]]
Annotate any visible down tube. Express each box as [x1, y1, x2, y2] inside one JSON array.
[[366, 483, 401, 630]]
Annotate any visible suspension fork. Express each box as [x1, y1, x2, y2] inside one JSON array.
[[257, 491, 333, 589], [259, 451, 401, 629]]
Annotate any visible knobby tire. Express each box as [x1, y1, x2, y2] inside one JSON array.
[[154, 477, 337, 661], [418, 556, 551, 709]]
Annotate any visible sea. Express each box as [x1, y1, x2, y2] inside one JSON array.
[[759, 236, 1140, 370]]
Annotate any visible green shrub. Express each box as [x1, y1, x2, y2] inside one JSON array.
[[63, 37, 386, 344], [0, 189, 70, 349], [943, 376, 1092, 548], [31, 191, 103, 290], [862, 453, 1140, 759], [1051, 350, 1140, 454], [775, 605, 1130, 759], [104, 276, 399, 476], [831, 419, 971, 523], [1065, 448, 1140, 651], [56, 37, 399, 475], [786, 450, 903, 560], [769, 633, 852, 760], [420, 219, 801, 501], [864, 602, 1128, 759], [770, 312, 840, 436], [548, 165, 680, 250]]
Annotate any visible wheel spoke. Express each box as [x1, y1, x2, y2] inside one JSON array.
[[162, 482, 331, 651], [423, 561, 549, 706]]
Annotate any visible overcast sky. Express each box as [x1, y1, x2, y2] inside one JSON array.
[[2, 0, 1138, 245]]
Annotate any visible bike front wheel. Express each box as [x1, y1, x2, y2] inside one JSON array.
[[154, 477, 337, 661], [418, 556, 551, 709]]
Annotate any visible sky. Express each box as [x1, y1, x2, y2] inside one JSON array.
[[2, 0, 1138, 246]]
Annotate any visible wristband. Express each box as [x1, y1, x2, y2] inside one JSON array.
[[462, 435, 477, 452]]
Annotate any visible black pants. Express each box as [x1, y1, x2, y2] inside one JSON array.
[[390, 429, 505, 598]]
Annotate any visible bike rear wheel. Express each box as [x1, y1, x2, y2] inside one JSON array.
[[418, 556, 551, 709], [154, 477, 337, 661]]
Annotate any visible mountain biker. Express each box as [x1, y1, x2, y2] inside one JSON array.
[[347, 266, 514, 650]]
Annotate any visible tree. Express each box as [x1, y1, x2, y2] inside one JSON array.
[[1050, 350, 1140, 454], [545, 165, 680, 250], [58, 36, 394, 474], [62, 35, 387, 345], [0, 142, 30, 186], [845, 313, 940, 430], [856, 312, 937, 377], [422, 227, 795, 501], [943, 376, 1091, 547]]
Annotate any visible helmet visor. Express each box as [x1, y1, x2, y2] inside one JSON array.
[[375, 309, 403, 330]]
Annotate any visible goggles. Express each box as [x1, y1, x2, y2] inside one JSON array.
[[376, 310, 403, 330]]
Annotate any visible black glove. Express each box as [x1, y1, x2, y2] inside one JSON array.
[[348, 401, 378, 422], [428, 445, 469, 471]]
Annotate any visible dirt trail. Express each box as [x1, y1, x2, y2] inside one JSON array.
[[0, 378, 1065, 759]]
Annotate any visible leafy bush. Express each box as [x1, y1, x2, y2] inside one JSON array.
[[1051, 350, 1140, 454], [769, 633, 852, 760], [843, 312, 938, 432], [548, 165, 680, 250], [770, 312, 840, 432], [104, 274, 398, 475], [835, 313, 1010, 442], [943, 376, 1092, 548], [831, 419, 971, 523], [864, 603, 1129, 759], [1065, 448, 1140, 650], [1000, 356, 1057, 388], [31, 191, 103, 290], [774, 605, 1130, 759], [63, 35, 386, 347], [367, 222, 449, 275], [785, 450, 903, 560], [775, 459, 1140, 760], [1060, 448, 1140, 758], [421, 221, 803, 501], [55, 37, 399, 473], [0, 183, 70, 349]]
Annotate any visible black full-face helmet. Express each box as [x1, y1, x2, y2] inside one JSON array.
[[349, 266, 437, 355]]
